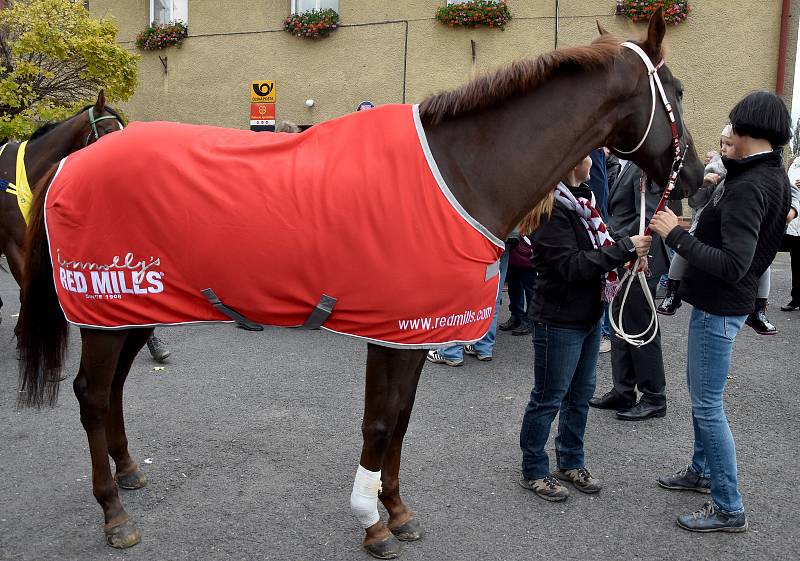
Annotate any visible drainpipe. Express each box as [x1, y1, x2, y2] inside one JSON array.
[[776, 0, 791, 96]]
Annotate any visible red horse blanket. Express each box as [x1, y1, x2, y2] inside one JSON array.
[[45, 104, 504, 348]]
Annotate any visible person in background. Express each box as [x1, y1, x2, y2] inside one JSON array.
[[781, 156, 800, 311], [518, 156, 652, 502], [502, 228, 536, 337], [651, 91, 790, 533], [588, 148, 612, 353], [589, 161, 669, 420], [604, 147, 622, 194]]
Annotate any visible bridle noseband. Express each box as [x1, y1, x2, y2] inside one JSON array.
[[84, 106, 124, 146]]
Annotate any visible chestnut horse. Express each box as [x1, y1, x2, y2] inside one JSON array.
[[16, 12, 703, 559], [0, 91, 122, 311]]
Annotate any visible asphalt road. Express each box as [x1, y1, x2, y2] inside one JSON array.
[[1, 254, 798, 561]]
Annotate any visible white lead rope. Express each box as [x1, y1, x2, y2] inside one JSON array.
[[608, 183, 659, 347]]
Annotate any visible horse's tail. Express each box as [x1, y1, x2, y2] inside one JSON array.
[[16, 165, 68, 408]]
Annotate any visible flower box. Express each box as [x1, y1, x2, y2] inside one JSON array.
[[435, 1, 512, 30], [617, 1, 691, 26], [284, 8, 340, 39], [135, 21, 188, 51]]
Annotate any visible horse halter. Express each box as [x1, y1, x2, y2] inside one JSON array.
[[609, 42, 691, 348], [84, 107, 123, 146], [614, 41, 689, 204]]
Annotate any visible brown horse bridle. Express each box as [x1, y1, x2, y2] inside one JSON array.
[[84, 106, 124, 146], [610, 41, 691, 347]]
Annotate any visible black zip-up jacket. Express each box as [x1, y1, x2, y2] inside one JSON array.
[[528, 185, 637, 329], [665, 149, 790, 316]]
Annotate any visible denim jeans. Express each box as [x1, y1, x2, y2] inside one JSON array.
[[520, 320, 601, 480], [687, 307, 747, 515], [507, 266, 536, 327], [439, 248, 509, 360]]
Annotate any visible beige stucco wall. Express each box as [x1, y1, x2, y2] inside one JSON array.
[[91, 0, 796, 157]]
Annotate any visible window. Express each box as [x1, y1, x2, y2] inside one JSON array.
[[150, 0, 188, 25], [291, 0, 338, 14]]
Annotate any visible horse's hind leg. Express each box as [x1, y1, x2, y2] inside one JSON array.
[[74, 328, 140, 548], [107, 328, 153, 490], [356, 344, 426, 559]]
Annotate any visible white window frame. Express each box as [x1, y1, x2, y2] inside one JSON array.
[[150, 0, 188, 25], [291, 0, 339, 14]]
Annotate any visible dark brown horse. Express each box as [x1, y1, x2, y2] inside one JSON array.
[[16, 11, 703, 559], [0, 91, 123, 308]]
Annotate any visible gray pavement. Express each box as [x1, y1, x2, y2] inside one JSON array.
[[1, 254, 798, 561]]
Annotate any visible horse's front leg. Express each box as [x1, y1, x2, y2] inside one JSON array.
[[75, 329, 140, 549], [355, 344, 426, 559]]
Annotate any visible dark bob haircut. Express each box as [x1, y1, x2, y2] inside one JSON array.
[[729, 91, 791, 149]]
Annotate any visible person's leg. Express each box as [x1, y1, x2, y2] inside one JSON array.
[[686, 308, 747, 515], [746, 267, 776, 334], [507, 266, 525, 323], [791, 235, 800, 305], [555, 321, 600, 470], [658, 254, 686, 315], [521, 267, 536, 326], [520, 323, 584, 481], [622, 275, 666, 407], [472, 250, 509, 358]]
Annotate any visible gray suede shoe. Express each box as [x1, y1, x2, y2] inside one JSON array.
[[519, 474, 570, 502], [554, 467, 602, 494]]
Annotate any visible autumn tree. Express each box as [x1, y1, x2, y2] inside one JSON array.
[[0, 0, 137, 139]]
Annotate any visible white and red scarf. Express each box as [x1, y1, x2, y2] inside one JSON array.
[[554, 182, 619, 302]]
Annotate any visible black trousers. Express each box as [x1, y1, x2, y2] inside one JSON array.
[[781, 233, 800, 302], [609, 273, 666, 405]]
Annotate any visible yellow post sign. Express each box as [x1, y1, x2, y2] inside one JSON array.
[[251, 81, 276, 103]]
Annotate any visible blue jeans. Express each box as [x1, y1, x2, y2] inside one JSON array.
[[507, 266, 536, 327], [687, 307, 747, 515], [520, 320, 601, 479], [439, 249, 509, 360]]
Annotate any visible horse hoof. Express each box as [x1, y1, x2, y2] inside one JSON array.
[[116, 468, 148, 490], [105, 519, 140, 548], [364, 534, 402, 559], [390, 518, 423, 541]]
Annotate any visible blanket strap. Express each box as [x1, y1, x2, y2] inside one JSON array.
[[485, 259, 501, 281], [300, 294, 337, 330], [201, 288, 264, 331]]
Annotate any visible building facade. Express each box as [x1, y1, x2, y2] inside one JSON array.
[[91, 1, 799, 154]]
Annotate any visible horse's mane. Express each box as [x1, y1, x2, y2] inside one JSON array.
[[419, 33, 629, 126], [29, 104, 124, 141]]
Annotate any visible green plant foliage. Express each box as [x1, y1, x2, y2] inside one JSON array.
[[283, 8, 339, 39], [0, 0, 138, 140], [136, 20, 188, 51], [620, 1, 691, 25], [435, 1, 512, 30]]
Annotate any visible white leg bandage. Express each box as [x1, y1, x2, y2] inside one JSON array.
[[350, 465, 382, 528]]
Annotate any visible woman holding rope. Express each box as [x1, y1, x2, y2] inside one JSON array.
[[518, 156, 652, 501], [650, 91, 791, 532]]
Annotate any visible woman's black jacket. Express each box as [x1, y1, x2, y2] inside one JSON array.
[[528, 187, 637, 329]]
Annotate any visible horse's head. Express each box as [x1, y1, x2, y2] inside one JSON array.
[[80, 90, 125, 147], [604, 9, 704, 198]]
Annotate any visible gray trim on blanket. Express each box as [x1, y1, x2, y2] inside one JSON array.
[[485, 259, 500, 281], [412, 104, 505, 250]]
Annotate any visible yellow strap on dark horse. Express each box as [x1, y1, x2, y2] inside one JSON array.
[[0, 141, 33, 224]]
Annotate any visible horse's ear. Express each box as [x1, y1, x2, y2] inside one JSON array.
[[94, 90, 106, 112], [643, 7, 666, 61], [596, 20, 609, 36]]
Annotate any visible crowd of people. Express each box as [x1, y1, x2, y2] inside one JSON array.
[[426, 90, 799, 533]]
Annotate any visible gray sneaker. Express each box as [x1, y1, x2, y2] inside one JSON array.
[[464, 344, 492, 361], [519, 474, 570, 502], [146, 335, 171, 363], [554, 467, 602, 494], [677, 501, 748, 533], [426, 350, 463, 367], [657, 465, 711, 494]]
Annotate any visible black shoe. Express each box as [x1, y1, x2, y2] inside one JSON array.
[[657, 279, 682, 315], [677, 501, 748, 533], [657, 465, 711, 494], [511, 325, 531, 336], [146, 335, 171, 363], [616, 400, 666, 421], [781, 300, 800, 312], [499, 317, 521, 331], [588, 390, 635, 411], [745, 298, 777, 335]]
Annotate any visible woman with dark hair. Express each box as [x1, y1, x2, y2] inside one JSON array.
[[650, 91, 791, 533]]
